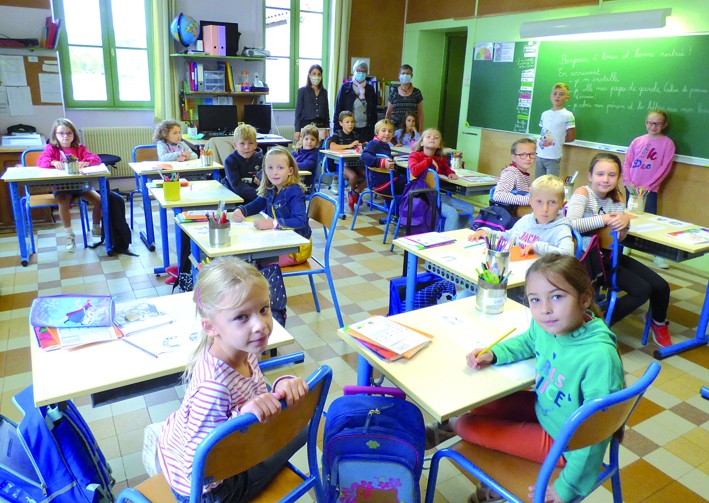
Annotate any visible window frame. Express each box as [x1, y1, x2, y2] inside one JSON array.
[[54, 0, 154, 110], [264, 0, 330, 110]]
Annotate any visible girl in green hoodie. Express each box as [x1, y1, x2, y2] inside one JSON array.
[[459, 254, 625, 503]]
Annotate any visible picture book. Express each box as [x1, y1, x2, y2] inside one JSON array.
[[346, 316, 433, 360], [114, 301, 173, 336], [401, 232, 456, 249], [29, 295, 115, 328], [34, 325, 122, 351], [666, 228, 709, 245]]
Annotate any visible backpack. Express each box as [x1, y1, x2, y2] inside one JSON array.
[[579, 234, 610, 293], [397, 176, 440, 236], [388, 271, 456, 316], [0, 385, 115, 502], [472, 205, 515, 232], [322, 386, 425, 503], [90, 190, 136, 256]]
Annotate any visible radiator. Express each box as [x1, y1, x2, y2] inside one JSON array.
[[81, 127, 154, 178], [274, 125, 295, 141]]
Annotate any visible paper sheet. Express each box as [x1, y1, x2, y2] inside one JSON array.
[[0, 86, 8, 113], [0, 55, 27, 86], [7, 86, 33, 116], [39, 73, 62, 103]]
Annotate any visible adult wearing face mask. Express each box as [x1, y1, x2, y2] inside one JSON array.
[[333, 60, 378, 141], [294, 64, 330, 142], [385, 64, 424, 132]]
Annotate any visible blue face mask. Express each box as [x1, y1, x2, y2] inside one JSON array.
[[399, 73, 412, 84], [354, 71, 367, 83]]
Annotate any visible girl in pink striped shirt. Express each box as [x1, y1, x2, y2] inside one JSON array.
[[158, 258, 308, 502]]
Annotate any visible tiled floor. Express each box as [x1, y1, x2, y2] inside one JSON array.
[[0, 188, 708, 502]]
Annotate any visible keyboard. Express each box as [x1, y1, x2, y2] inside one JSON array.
[[200, 132, 231, 139]]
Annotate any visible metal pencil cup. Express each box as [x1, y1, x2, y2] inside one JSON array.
[[163, 181, 181, 201], [208, 222, 231, 247], [200, 154, 213, 167], [64, 161, 79, 175], [563, 184, 574, 201], [486, 249, 510, 276], [627, 194, 646, 214], [476, 279, 507, 314]]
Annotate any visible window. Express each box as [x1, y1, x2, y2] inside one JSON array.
[[54, 0, 153, 109], [264, 0, 328, 108]]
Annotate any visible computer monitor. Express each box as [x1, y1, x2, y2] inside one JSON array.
[[197, 105, 239, 135], [243, 104, 272, 134]]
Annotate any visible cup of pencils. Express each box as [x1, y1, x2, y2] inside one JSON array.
[[200, 147, 213, 167], [563, 184, 574, 201], [626, 186, 647, 214], [162, 173, 181, 201], [475, 274, 508, 314], [208, 211, 230, 247], [484, 234, 511, 276]]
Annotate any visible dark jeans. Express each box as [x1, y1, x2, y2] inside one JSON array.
[[172, 429, 307, 502], [608, 254, 670, 325]]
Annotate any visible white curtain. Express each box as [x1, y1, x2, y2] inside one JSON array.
[[328, 0, 351, 127], [152, 0, 178, 123]]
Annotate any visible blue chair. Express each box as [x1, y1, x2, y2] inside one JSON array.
[[20, 148, 90, 253], [315, 136, 337, 192], [130, 145, 158, 229], [116, 362, 332, 503], [282, 192, 344, 328], [351, 164, 401, 244], [424, 361, 662, 503], [572, 228, 584, 259]]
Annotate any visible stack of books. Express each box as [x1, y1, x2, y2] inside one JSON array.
[[39, 17, 62, 49], [346, 316, 433, 361]]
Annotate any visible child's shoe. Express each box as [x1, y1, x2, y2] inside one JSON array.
[[92, 226, 102, 238], [649, 319, 672, 347], [65, 235, 76, 252], [165, 265, 179, 278], [424, 421, 456, 450], [653, 256, 669, 269], [347, 190, 359, 211]]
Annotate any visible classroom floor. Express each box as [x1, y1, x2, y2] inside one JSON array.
[[0, 189, 707, 502]]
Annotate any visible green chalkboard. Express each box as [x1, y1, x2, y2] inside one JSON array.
[[467, 35, 709, 160], [467, 41, 538, 134], [531, 35, 709, 159]]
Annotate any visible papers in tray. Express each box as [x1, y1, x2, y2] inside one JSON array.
[[346, 316, 433, 361], [79, 163, 109, 175], [666, 228, 709, 245], [401, 232, 456, 249], [34, 325, 123, 351], [114, 300, 173, 336], [175, 210, 211, 223]]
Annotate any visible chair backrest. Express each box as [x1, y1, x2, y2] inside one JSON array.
[[131, 145, 158, 162], [572, 228, 584, 259], [191, 365, 332, 502], [308, 191, 337, 230], [534, 361, 661, 501], [21, 148, 45, 167]]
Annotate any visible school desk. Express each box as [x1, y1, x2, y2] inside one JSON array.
[[128, 159, 223, 252], [622, 212, 709, 359], [338, 296, 535, 421], [1, 165, 112, 265], [317, 149, 362, 219], [30, 292, 296, 407], [183, 133, 291, 147], [393, 228, 534, 312], [147, 180, 242, 275], [393, 158, 498, 197]]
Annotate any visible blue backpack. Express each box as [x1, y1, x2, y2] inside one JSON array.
[[397, 176, 440, 236], [473, 205, 516, 232], [322, 386, 425, 503], [0, 386, 115, 502]]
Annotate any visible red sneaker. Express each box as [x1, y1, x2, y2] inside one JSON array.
[[650, 320, 672, 347], [166, 265, 178, 278], [348, 190, 359, 211]]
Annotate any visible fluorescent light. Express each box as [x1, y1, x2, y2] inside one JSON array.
[[519, 8, 672, 39]]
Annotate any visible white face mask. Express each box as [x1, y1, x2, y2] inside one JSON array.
[[310, 76, 321, 86], [399, 74, 412, 84]]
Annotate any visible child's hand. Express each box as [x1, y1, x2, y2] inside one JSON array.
[[53, 160, 64, 169], [528, 483, 563, 503], [230, 209, 246, 222], [294, 132, 301, 142], [385, 159, 395, 170], [77, 161, 90, 169], [466, 348, 495, 369], [606, 212, 629, 231], [349, 141, 360, 149], [240, 393, 282, 423], [468, 229, 487, 242], [520, 244, 535, 256], [447, 173, 459, 181], [273, 377, 309, 407], [253, 218, 273, 230]]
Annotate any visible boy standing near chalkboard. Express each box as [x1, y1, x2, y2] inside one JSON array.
[[536, 83, 576, 178]]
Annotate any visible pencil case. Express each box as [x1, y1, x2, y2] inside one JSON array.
[[29, 294, 115, 328]]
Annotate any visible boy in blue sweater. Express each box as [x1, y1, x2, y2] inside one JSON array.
[[292, 124, 319, 177], [360, 119, 405, 196], [223, 124, 263, 203]]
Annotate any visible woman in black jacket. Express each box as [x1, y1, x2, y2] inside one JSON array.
[[333, 60, 377, 141]]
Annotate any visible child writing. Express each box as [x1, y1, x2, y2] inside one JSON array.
[[408, 128, 474, 231], [394, 113, 420, 147], [566, 153, 673, 347], [37, 118, 103, 252], [491, 138, 535, 206], [223, 124, 263, 204], [231, 146, 312, 267], [536, 83, 575, 178], [326, 111, 365, 211], [154, 120, 197, 162], [292, 124, 320, 174], [460, 254, 625, 503], [360, 119, 406, 197], [470, 175, 574, 257], [623, 109, 675, 269], [158, 257, 309, 502]]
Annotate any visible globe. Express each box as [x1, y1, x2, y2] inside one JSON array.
[[170, 13, 199, 49]]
